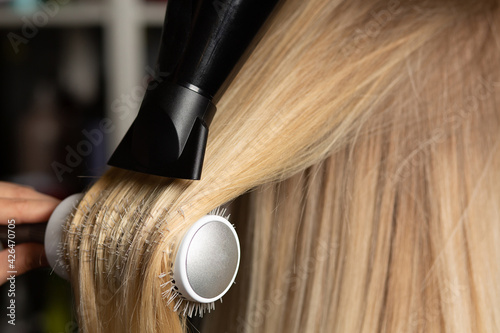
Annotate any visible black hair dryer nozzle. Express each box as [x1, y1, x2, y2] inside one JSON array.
[[108, 0, 282, 180]]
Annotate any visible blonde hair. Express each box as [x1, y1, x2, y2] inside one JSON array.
[[63, 0, 500, 332]]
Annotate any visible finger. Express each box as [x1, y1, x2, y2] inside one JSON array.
[[0, 181, 59, 201], [0, 198, 60, 224], [0, 243, 49, 285]]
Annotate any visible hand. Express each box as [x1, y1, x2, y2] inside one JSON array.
[[0, 182, 60, 285]]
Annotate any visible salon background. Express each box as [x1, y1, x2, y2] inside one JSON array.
[[0, 0, 167, 331]]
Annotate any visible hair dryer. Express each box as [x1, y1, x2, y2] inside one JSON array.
[[108, 0, 282, 180]]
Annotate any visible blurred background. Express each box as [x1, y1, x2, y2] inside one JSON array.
[[0, 0, 166, 331]]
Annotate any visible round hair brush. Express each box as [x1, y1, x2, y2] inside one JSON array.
[[0, 194, 240, 317]]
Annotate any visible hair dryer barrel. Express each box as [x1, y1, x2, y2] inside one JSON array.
[[159, 0, 282, 101]]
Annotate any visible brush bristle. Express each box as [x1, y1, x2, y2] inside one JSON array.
[[159, 272, 218, 317], [157, 205, 231, 317], [209, 206, 231, 220], [58, 191, 227, 318]]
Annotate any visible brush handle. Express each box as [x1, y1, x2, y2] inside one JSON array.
[[0, 223, 47, 245]]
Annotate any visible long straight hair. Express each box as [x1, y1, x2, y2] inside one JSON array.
[[63, 0, 500, 332]]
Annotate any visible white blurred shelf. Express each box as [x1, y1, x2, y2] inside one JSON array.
[[141, 2, 166, 25], [0, 2, 165, 27], [0, 3, 105, 27]]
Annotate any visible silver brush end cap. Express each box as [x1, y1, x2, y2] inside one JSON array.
[[173, 215, 240, 303]]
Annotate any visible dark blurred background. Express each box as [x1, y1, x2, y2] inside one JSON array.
[[0, 0, 165, 331]]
